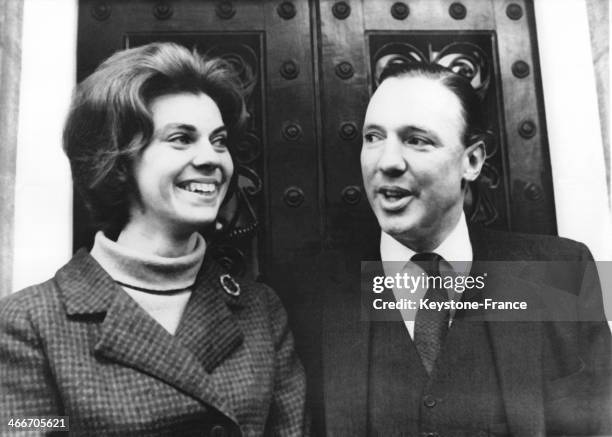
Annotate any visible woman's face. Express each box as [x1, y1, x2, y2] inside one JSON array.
[[130, 92, 233, 235]]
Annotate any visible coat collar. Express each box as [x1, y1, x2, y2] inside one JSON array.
[[57, 249, 245, 316], [56, 249, 117, 315], [55, 249, 245, 423]]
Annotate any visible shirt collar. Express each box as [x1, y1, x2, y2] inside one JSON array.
[[380, 212, 473, 272]]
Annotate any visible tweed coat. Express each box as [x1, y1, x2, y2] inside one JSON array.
[[311, 227, 612, 436], [0, 249, 308, 436]]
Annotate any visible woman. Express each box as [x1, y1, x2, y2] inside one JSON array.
[[0, 42, 307, 436]]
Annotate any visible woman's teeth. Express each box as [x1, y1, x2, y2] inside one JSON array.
[[181, 182, 215, 194]]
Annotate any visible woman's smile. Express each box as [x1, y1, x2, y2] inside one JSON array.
[[175, 174, 224, 200]]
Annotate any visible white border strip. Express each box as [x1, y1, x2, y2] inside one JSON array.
[[12, 0, 77, 291], [535, 0, 612, 260]]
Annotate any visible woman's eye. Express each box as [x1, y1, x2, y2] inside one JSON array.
[[167, 133, 191, 145], [211, 136, 228, 148]]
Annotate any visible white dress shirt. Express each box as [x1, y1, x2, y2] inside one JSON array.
[[380, 212, 473, 338]]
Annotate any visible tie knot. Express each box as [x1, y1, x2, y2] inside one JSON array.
[[410, 252, 444, 277]]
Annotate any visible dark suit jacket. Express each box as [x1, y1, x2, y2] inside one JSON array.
[[315, 227, 612, 436], [0, 249, 308, 436]]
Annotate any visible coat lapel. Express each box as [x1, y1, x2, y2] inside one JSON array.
[[174, 259, 244, 373], [56, 249, 242, 424]]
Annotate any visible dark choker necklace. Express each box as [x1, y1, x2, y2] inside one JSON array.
[[115, 280, 194, 295]]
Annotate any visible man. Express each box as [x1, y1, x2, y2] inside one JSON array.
[[316, 63, 611, 436]]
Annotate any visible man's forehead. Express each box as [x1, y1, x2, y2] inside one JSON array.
[[364, 76, 464, 131]]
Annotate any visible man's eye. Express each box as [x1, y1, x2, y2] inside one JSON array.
[[364, 133, 383, 143], [406, 136, 433, 147]]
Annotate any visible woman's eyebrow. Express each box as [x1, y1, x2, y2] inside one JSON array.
[[210, 126, 228, 136], [156, 123, 197, 136]]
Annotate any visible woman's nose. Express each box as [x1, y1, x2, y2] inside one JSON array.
[[190, 140, 221, 168], [377, 136, 407, 175]]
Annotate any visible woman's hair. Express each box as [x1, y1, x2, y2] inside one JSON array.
[[63, 42, 247, 235], [378, 62, 486, 147]]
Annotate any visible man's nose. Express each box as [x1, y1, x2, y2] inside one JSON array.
[[190, 139, 221, 169], [377, 136, 407, 175]]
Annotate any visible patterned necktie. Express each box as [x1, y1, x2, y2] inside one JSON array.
[[411, 252, 450, 375]]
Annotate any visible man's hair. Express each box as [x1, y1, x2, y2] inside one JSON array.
[[63, 42, 247, 236], [378, 62, 486, 147]]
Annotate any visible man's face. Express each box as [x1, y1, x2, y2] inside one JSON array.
[[361, 75, 473, 251]]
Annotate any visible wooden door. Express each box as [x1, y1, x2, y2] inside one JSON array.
[[76, 0, 554, 352]]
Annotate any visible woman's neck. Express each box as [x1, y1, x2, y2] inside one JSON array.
[[117, 219, 198, 258]]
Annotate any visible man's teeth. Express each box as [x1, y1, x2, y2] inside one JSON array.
[[181, 182, 216, 194], [382, 189, 408, 199]]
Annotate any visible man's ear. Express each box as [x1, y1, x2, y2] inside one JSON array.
[[462, 140, 486, 182]]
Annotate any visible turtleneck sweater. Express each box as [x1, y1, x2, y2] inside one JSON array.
[[90, 231, 206, 335]]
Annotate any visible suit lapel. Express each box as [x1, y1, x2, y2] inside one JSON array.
[[486, 322, 546, 436], [321, 250, 371, 436], [471, 231, 547, 436], [480, 270, 546, 436], [56, 250, 242, 423]]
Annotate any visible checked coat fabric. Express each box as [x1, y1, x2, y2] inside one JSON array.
[[0, 249, 308, 436]]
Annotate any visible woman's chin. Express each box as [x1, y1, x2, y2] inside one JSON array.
[[161, 208, 219, 234], [180, 215, 218, 230]]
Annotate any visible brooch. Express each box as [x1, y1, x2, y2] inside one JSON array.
[[219, 274, 241, 296]]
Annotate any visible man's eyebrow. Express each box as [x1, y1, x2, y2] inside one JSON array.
[[399, 125, 443, 144], [362, 123, 385, 133], [400, 125, 429, 134]]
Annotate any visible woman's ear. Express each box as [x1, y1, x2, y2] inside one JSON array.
[[462, 139, 486, 182]]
